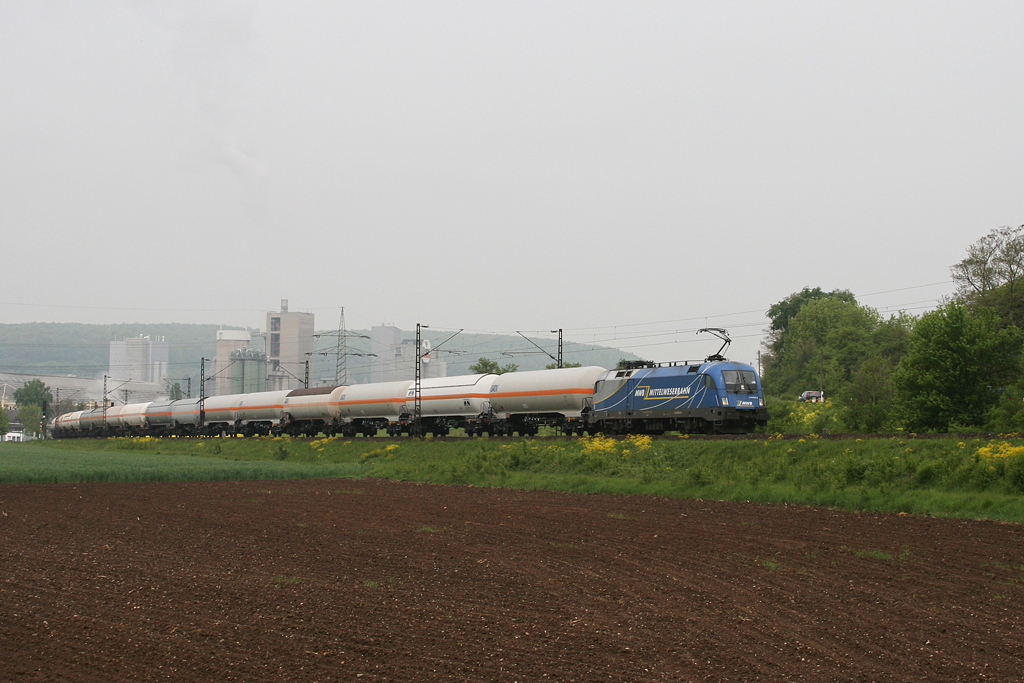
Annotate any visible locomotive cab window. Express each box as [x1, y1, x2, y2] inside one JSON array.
[[722, 370, 758, 394], [704, 375, 717, 390]]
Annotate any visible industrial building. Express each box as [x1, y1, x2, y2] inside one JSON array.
[[266, 300, 315, 391], [213, 329, 265, 396], [108, 335, 169, 383], [228, 347, 267, 394]]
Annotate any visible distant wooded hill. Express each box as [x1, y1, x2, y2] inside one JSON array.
[[0, 323, 231, 386]]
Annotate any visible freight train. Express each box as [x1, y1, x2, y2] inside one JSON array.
[[51, 356, 768, 438]]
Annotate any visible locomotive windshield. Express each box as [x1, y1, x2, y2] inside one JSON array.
[[722, 370, 758, 394]]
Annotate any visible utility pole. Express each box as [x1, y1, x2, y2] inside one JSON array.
[[414, 323, 425, 435], [337, 308, 346, 385], [303, 352, 328, 389], [314, 308, 374, 386], [200, 358, 207, 429], [102, 375, 108, 430], [513, 330, 563, 368], [413, 324, 462, 436]]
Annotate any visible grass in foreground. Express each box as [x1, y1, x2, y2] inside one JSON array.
[[3, 433, 1024, 523]]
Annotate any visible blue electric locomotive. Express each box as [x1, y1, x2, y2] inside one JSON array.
[[587, 360, 767, 434], [586, 329, 767, 434]]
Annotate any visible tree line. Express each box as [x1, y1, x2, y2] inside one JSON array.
[[2, 379, 63, 437], [762, 225, 1024, 433]]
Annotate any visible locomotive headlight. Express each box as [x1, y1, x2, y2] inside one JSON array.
[[721, 397, 729, 406], [759, 397, 764, 407]]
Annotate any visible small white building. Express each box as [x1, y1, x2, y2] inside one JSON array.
[[3, 431, 24, 442]]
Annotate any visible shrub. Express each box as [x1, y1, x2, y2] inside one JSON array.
[[766, 398, 842, 434]]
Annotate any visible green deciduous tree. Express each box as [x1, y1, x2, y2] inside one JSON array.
[[893, 302, 1023, 432], [951, 225, 1024, 326], [0, 409, 9, 436], [838, 313, 914, 432], [764, 287, 858, 356], [762, 297, 878, 398], [17, 404, 43, 436], [469, 358, 518, 374], [545, 362, 582, 369], [986, 382, 1024, 432], [13, 379, 53, 410], [763, 295, 913, 433]]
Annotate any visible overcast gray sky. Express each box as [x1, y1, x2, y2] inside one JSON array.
[[2, 1, 1021, 367]]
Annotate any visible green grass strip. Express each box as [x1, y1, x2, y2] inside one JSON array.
[[4, 434, 1024, 523]]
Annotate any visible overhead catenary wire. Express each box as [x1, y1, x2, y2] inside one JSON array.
[[0, 278, 957, 379]]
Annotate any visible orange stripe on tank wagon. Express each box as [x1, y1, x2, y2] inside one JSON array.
[[206, 404, 284, 412], [337, 398, 409, 406], [489, 388, 594, 399]]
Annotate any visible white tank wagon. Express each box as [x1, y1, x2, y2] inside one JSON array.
[[51, 410, 85, 437], [104, 405, 127, 433], [120, 402, 153, 436], [67, 403, 150, 437], [67, 405, 120, 435], [336, 380, 413, 437], [483, 366, 607, 436], [169, 398, 202, 434], [144, 400, 176, 434], [193, 389, 289, 436], [50, 412, 69, 436], [68, 411, 87, 433], [282, 386, 347, 436], [397, 374, 495, 436], [235, 390, 291, 430], [201, 394, 242, 433], [77, 408, 106, 434]]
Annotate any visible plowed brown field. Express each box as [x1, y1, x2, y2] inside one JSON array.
[[1, 479, 1022, 682]]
